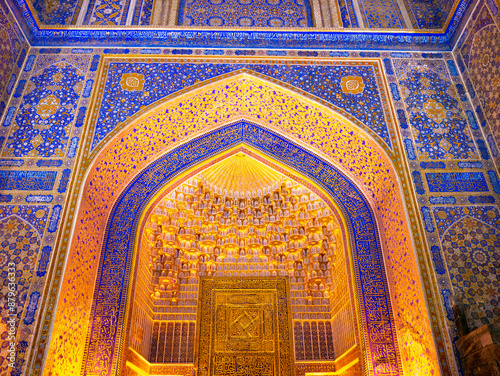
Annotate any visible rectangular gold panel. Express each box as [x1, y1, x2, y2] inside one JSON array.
[[195, 277, 295, 376]]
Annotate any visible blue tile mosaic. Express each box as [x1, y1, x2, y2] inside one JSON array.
[[404, 138, 416, 160], [6, 75, 16, 95], [383, 59, 394, 75], [0, 159, 23, 167], [36, 160, 63, 167], [13, 79, 25, 98], [31, 0, 79, 25], [90, 55, 100, 72], [58, 168, 71, 193], [178, 0, 313, 27], [390, 83, 400, 100], [394, 59, 479, 160], [72, 48, 94, 54], [0, 204, 49, 234], [23, 291, 40, 325], [469, 196, 496, 204], [47, 204, 62, 233], [339, 0, 359, 27], [412, 170, 425, 194], [25, 194, 53, 203], [396, 109, 408, 129], [420, 161, 446, 169], [83, 0, 132, 25], [0, 194, 12, 202], [358, 0, 406, 28], [24, 54, 35, 71], [421, 206, 435, 232], [446, 60, 458, 76], [132, 0, 153, 25], [476, 139, 491, 160], [403, 0, 450, 29], [429, 196, 456, 204], [91, 62, 391, 149], [67, 137, 79, 158], [457, 161, 482, 169], [488, 171, 500, 194], [36, 245, 53, 277], [39, 48, 61, 54], [441, 289, 454, 321], [466, 110, 479, 130], [431, 245, 447, 275], [0, 171, 57, 190], [426, 172, 488, 192], [6, 0, 474, 50], [487, 135, 498, 157], [82, 80, 93, 98], [3, 55, 89, 157], [432, 205, 500, 237]]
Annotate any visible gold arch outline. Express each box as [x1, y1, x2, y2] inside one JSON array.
[[121, 143, 366, 375]]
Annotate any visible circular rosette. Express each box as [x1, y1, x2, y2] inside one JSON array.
[[119, 73, 145, 92], [340, 76, 365, 94]]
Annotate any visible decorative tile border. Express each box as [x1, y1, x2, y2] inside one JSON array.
[[4, 0, 473, 50]]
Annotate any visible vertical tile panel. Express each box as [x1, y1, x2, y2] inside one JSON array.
[[165, 322, 174, 363], [311, 321, 320, 360], [179, 322, 189, 362], [325, 321, 335, 359], [303, 321, 312, 360], [149, 321, 160, 362], [294, 321, 304, 360], [318, 321, 328, 360], [187, 322, 195, 362]]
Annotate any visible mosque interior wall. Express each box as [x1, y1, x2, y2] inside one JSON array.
[[0, 0, 500, 375]]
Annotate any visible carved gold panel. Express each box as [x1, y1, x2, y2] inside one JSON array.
[[195, 277, 295, 376]]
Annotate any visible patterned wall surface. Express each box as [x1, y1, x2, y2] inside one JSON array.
[[89, 60, 393, 149], [39, 58, 439, 376], [0, 44, 498, 376], [178, 0, 313, 27], [2, 55, 89, 158], [384, 19, 500, 374], [0, 1, 27, 121], [0, 49, 95, 376], [0, 205, 49, 376], [434, 206, 500, 331], [394, 58, 478, 160], [87, 123, 400, 375], [20, 0, 463, 30], [455, 0, 500, 163], [132, 0, 153, 25], [358, 0, 406, 28], [30, 0, 80, 25], [402, 0, 455, 29], [82, 0, 132, 25]]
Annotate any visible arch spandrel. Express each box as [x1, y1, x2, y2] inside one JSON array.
[[44, 74, 438, 375]]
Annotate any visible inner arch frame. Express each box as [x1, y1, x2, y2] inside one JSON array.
[[81, 120, 402, 376]]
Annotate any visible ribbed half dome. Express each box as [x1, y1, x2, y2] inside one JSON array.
[[200, 153, 284, 198]]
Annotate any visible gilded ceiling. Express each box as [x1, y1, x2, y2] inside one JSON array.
[[143, 153, 344, 306]]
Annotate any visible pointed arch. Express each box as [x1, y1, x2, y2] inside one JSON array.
[[44, 73, 438, 376], [85, 122, 401, 375]]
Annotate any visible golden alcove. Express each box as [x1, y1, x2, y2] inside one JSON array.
[[123, 148, 361, 376]]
